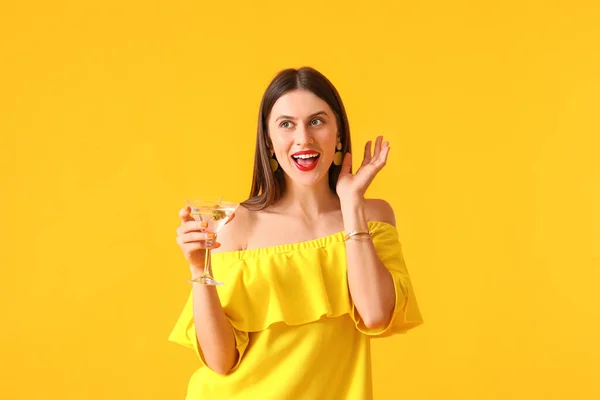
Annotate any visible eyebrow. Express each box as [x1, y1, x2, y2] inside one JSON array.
[[275, 111, 328, 121]]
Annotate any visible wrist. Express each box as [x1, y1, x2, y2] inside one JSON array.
[[339, 196, 365, 212], [341, 199, 368, 232]]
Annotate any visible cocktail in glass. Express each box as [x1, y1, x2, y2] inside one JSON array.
[[185, 198, 238, 286]]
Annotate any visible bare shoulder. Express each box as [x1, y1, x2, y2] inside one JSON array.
[[364, 198, 396, 227], [212, 204, 254, 253]]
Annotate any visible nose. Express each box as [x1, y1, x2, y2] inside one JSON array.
[[294, 124, 314, 146]]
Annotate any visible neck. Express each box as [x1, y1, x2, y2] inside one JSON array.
[[276, 175, 340, 219]]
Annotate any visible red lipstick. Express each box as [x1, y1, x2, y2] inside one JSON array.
[[291, 150, 320, 172]]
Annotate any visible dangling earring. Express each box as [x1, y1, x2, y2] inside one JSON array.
[[333, 137, 343, 166], [270, 151, 279, 172]]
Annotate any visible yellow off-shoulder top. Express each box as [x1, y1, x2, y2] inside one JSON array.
[[169, 221, 423, 399]]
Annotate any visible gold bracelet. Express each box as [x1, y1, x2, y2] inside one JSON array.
[[344, 230, 371, 241], [347, 235, 372, 241]]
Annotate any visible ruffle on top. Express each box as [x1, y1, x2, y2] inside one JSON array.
[[169, 221, 423, 365]]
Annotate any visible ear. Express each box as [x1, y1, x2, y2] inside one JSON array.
[[264, 136, 274, 155]]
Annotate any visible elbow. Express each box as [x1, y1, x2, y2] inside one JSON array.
[[362, 316, 389, 331], [360, 298, 396, 330], [205, 350, 239, 376], [212, 366, 232, 376], [207, 360, 234, 376], [361, 309, 393, 330]]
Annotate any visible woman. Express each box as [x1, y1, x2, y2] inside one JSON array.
[[170, 67, 423, 399]]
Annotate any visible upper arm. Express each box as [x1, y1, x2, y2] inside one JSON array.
[[364, 198, 396, 227]]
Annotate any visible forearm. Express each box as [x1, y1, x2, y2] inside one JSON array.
[[191, 268, 238, 375], [341, 200, 395, 329]]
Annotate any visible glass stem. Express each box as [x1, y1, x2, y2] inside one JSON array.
[[203, 234, 215, 276], [204, 248, 212, 276]]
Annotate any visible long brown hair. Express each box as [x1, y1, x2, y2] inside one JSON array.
[[242, 67, 352, 211]]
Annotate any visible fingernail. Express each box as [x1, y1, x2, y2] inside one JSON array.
[[214, 242, 221, 249], [200, 221, 208, 228], [207, 232, 215, 239]]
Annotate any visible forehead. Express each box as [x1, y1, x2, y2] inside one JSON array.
[[269, 89, 333, 119]]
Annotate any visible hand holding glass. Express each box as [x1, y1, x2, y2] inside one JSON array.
[[185, 199, 238, 286]]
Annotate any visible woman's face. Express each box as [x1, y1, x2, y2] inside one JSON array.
[[267, 89, 338, 187]]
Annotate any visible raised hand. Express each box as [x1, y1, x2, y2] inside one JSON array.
[[336, 135, 390, 203]]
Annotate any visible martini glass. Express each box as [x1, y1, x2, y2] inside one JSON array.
[[185, 198, 239, 286]]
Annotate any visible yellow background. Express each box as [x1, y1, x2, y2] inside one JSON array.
[[2, 0, 599, 399]]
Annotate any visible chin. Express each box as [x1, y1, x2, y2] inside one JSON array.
[[284, 166, 330, 187]]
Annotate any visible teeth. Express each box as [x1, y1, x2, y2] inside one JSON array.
[[293, 153, 319, 159]]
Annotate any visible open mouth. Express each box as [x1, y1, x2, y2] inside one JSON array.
[[291, 151, 320, 172]]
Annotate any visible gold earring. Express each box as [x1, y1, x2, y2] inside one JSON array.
[[333, 139, 343, 166], [270, 158, 279, 172], [270, 151, 279, 172]]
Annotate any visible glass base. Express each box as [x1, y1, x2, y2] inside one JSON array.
[[186, 274, 224, 286]]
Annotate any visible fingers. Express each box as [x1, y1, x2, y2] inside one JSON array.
[[177, 220, 209, 235], [372, 136, 383, 160], [180, 242, 221, 255], [177, 229, 220, 251], [373, 139, 390, 169], [177, 206, 222, 257], [176, 231, 215, 244], [367, 135, 390, 167], [340, 152, 352, 175], [179, 206, 194, 224], [362, 141, 372, 167], [360, 136, 390, 172]]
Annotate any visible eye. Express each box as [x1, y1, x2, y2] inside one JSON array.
[[310, 118, 324, 126], [280, 121, 294, 129]]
